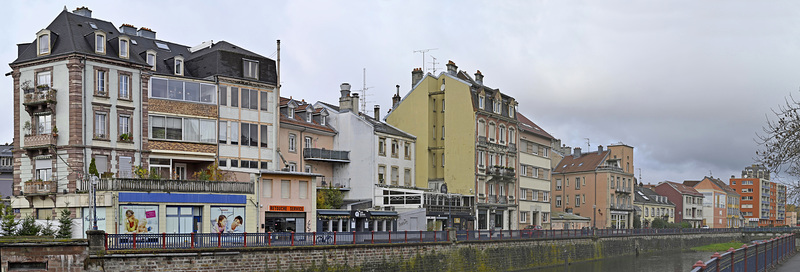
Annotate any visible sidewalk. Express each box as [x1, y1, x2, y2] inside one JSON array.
[[775, 252, 800, 272]]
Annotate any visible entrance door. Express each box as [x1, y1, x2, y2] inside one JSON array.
[[174, 163, 187, 180]]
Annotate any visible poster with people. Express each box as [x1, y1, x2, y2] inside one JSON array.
[[119, 205, 158, 234], [210, 206, 245, 234]]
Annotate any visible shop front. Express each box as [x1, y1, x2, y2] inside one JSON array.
[[265, 205, 307, 232], [116, 192, 255, 234]]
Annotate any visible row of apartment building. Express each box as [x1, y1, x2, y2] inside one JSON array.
[[7, 8, 793, 237]]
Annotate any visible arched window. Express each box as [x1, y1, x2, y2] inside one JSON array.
[[477, 119, 486, 137], [488, 122, 496, 142], [499, 125, 506, 143], [509, 128, 516, 144]]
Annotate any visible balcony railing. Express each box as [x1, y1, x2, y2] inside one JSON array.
[[488, 166, 515, 178], [23, 86, 57, 106], [616, 186, 631, 193], [303, 148, 350, 162], [23, 134, 56, 149], [78, 178, 254, 194], [23, 180, 56, 195], [486, 195, 509, 204], [317, 177, 350, 189], [596, 165, 624, 172]]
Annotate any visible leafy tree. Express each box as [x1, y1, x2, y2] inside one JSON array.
[[633, 215, 642, 229], [317, 187, 344, 209], [56, 209, 73, 238], [0, 204, 18, 236], [651, 218, 667, 228], [192, 162, 231, 181], [17, 216, 41, 236], [88, 158, 99, 177], [679, 222, 692, 228]]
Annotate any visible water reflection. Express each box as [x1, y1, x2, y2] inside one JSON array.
[[527, 250, 715, 272]]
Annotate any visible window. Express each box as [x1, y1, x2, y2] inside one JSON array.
[[93, 112, 107, 139], [155, 41, 170, 50], [146, 51, 156, 70], [391, 166, 399, 185], [432, 99, 436, 112], [478, 119, 486, 137], [404, 168, 411, 186], [575, 177, 581, 189], [149, 77, 216, 103], [241, 123, 258, 147], [29, 114, 49, 136], [532, 167, 539, 178], [38, 33, 50, 55], [576, 195, 581, 207], [281, 180, 291, 199], [149, 115, 215, 143], [378, 137, 386, 156], [119, 39, 129, 58], [566, 194, 569, 205], [556, 179, 562, 190], [36, 71, 51, 87], [230, 87, 239, 107], [441, 126, 445, 140], [478, 150, 485, 167], [288, 163, 297, 172], [95, 33, 105, 54], [304, 136, 312, 149], [119, 74, 130, 99], [230, 121, 238, 144], [499, 126, 505, 143], [35, 159, 52, 181], [441, 99, 445, 112], [556, 196, 562, 207], [520, 164, 527, 176], [96, 70, 107, 96], [493, 98, 501, 114], [174, 57, 183, 75], [219, 121, 227, 144], [219, 86, 227, 106], [299, 181, 308, 199], [261, 91, 269, 111], [532, 190, 539, 201], [520, 212, 528, 223], [404, 143, 411, 159], [261, 125, 268, 148], [378, 166, 386, 184], [543, 192, 549, 202], [119, 115, 130, 137], [509, 105, 515, 117], [441, 153, 445, 167], [243, 59, 259, 79], [542, 212, 549, 223], [488, 123, 496, 142], [391, 140, 398, 157], [520, 189, 527, 200], [478, 95, 485, 109], [288, 133, 296, 152], [509, 129, 515, 144]]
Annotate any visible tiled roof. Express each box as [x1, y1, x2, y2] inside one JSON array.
[[279, 97, 335, 133], [554, 150, 610, 173], [517, 112, 554, 139], [634, 186, 675, 206], [661, 181, 703, 197]]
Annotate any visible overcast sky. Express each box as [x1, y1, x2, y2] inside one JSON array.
[[3, 1, 800, 191]]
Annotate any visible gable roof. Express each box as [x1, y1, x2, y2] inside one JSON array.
[[517, 112, 554, 139], [279, 97, 335, 133], [316, 101, 415, 139], [554, 150, 610, 173], [659, 181, 703, 197], [635, 186, 675, 206]]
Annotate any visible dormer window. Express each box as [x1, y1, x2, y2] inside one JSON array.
[[287, 103, 296, 119], [243, 59, 259, 79], [174, 56, 184, 76], [493, 99, 502, 114], [320, 116, 326, 126], [146, 50, 156, 71], [95, 32, 106, 54], [478, 95, 485, 109], [306, 113, 312, 122], [119, 37, 129, 59], [508, 105, 515, 117], [37, 30, 51, 56]]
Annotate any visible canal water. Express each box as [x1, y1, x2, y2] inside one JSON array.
[[527, 250, 716, 272]]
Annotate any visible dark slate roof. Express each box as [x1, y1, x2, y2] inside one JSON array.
[[634, 186, 675, 206], [279, 97, 335, 133], [660, 181, 703, 197], [13, 10, 276, 85], [517, 112, 554, 139], [361, 113, 416, 139], [455, 70, 517, 117], [554, 150, 610, 174]]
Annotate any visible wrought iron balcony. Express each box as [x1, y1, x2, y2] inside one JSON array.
[[317, 176, 350, 189], [23, 86, 57, 106], [488, 165, 516, 178], [23, 180, 56, 195], [303, 148, 350, 163], [78, 178, 254, 194], [596, 165, 624, 172]]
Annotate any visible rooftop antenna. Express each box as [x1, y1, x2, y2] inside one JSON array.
[[356, 68, 374, 115], [413, 48, 438, 72], [428, 55, 441, 74], [584, 138, 590, 149], [638, 168, 642, 184]]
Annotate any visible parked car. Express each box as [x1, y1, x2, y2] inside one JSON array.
[[524, 225, 543, 230], [701, 225, 710, 229]]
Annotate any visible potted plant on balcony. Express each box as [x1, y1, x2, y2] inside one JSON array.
[[36, 84, 49, 91], [23, 121, 31, 136], [119, 133, 131, 142], [51, 126, 58, 137]]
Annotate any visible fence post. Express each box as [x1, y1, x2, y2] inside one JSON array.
[[389, 231, 392, 244], [218, 232, 222, 248], [244, 232, 247, 247], [353, 231, 356, 245], [133, 233, 137, 249], [104, 233, 108, 251], [420, 230, 423, 243], [405, 230, 407, 243], [291, 232, 295, 246], [434, 231, 437, 242], [334, 231, 337, 245], [191, 232, 195, 249], [268, 232, 272, 246], [371, 231, 374, 244], [313, 232, 316, 246], [490, 229, 493, 240], [743, 244, 747, 272], [162, 233, 166, 249]]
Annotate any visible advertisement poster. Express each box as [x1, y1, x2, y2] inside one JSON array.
[[210, 206, 245, 234], [81, 207, 107, 238], [119, 205, 158, 234]]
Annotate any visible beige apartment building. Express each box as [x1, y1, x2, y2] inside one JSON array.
[[516, 112, 555, 229]]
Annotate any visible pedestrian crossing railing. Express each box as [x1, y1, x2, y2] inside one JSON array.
[[690, 234, 796, 272]]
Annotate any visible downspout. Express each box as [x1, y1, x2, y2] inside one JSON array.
[[82, 56, 88, 179]]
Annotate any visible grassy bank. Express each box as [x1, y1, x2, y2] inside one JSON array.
[[691, 242, 744, 252]]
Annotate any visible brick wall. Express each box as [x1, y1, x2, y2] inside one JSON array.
[[148, 99, 217, 118], [1, 241, 88, 272]]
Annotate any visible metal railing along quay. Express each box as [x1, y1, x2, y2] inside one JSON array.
[[105, 227, 800, 251], [690, 234, 796, 272]]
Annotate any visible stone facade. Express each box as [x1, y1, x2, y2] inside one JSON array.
[[148, 141, 217, 154], [1, 241, 88, 272], [148, 99, 218, 118]]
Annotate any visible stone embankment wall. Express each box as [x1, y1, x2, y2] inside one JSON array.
[[85, 232, 743, 272], [0, 240, 88, 272]]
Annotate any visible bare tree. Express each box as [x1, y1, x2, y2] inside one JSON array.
[[756, 94, 800, 203]]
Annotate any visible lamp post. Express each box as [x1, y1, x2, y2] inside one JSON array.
[[91, 176, 98, 230], [441, 183, 450, 229]]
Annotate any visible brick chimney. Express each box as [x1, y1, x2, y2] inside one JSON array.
[[446, 60, 458, 75], [411, 68, 423, 87], [339, 83, 352, 111], [73, 6, 92, 18], [573, 147, 582, 158], [351, 93, 360, 113], [392, 85, 401, 108], [119, 24, 137, 35], [597, 145, 603, 154], [475, 70, 484, 84], [374, 105, 380, 120]]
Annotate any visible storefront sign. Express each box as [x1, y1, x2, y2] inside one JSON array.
[[269, 206, 304, 212]]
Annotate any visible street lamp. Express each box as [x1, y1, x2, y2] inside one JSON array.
[[441, 183, 451, 229], [91, 175, 99, 230]]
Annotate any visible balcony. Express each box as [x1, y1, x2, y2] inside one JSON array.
[[78, 178, 254, 194], [488, 165, 516, 181], [486, 195, 509, 204], [23, 180, 56, 195], [596, 165, 624, 172], [23, 86, 57, 107], [23, 134, 56, 150], [616, 186, 631, 194], [303, 148, 350, 163], [317, 177, 350, 190], [477, 136, 515, 152]]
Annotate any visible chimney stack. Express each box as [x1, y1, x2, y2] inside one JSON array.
[[351, 93, 360, 113], [392, 85, 401, 108], [446, 60, 458, 75], [374, 105, 380, 120], [411, 68, 423, 87], [573, 147, 582, 158], [598, 145, 603, 154], [119, 24, 137, 35], [339, 83, 352, 111], [137, 27, 156, 39], [73, 6, 92, 18], [475, 70, 484, 84]]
